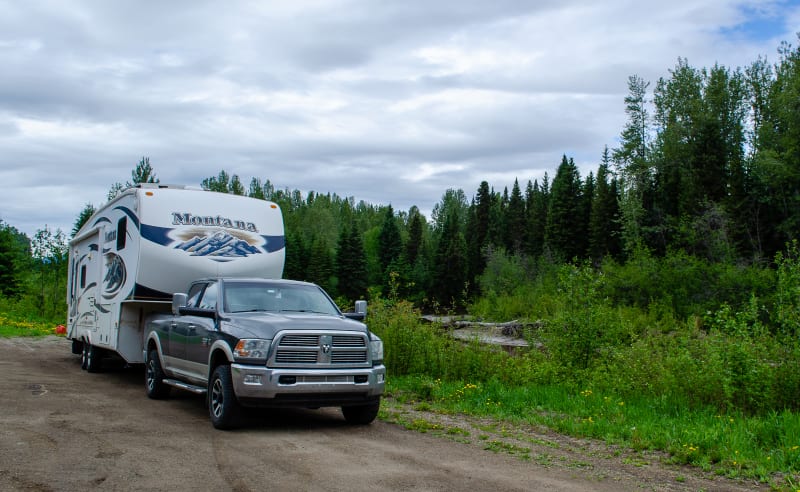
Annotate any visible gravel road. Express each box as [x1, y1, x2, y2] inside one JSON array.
[[0, 337, 765, 491]]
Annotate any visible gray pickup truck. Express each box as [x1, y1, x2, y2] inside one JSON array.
[[143, 277, 385, 429]]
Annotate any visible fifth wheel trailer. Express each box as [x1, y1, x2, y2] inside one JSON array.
[[66, 184, 285, 370]]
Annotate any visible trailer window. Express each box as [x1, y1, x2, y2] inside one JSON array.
[[116, 217, 127, 250], [80, 265, 86, 289]]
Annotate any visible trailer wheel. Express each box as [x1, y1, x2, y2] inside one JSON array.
[[342, 399, 380, 425], [145, 349, 171, 399], [208, 365, 240, 430], [82, 342, 103, 373], [80, 342, 88, 370]]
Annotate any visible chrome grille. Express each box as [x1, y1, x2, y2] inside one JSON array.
[[332, 335, 366, 347], [280, 334, 319, 346], [332, 352, 368, 363], [269, 331, 371, 367], [275, 350, 319, 363]]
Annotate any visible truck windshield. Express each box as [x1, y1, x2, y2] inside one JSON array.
[[223, 282, 340, 316]]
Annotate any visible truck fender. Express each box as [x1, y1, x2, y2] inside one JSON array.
[[207, 340, 234, 377], [143, 331, 166, 365]]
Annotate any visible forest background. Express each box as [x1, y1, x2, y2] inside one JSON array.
[[2, 37, 800, 484]]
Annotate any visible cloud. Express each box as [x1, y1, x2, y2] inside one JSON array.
[[0, 0, 796, 236]]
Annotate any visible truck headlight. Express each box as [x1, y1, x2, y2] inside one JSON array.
[[369, 332, 383, 364], [234, 339, 271, 361]]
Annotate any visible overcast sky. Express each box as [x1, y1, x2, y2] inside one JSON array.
[[1, 0, 798, 237]]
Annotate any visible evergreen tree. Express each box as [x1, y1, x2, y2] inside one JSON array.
[[579, 172, 594, 257], [72, 203, 96, 237], [505, 179, 526, 254], [614, 75, 653, 254], [107, 182, 124, 201], [405, 207, 424, 266], [202, 170, 231, 193], [525, 175, 549, 258], [589, 153, 621, 260], [283, 230, 308, 280], [229, 175, 246, 196], [248, 178, 266, 200], [336, 223, 368, 301], [377, 205, 403, 275], [129, 156, 159, 185], [0, 221, 28, 298], [432, 209, 468, 309], [108, 156, 160, 200], [306, 236, 333, 292], [614, 75, 651, 193], [546, 155, 584, 260]]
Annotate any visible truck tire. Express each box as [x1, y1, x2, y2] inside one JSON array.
[[145, 349, 171, 399], [82, 342, 103, 373], [342, 399, 380, 425], [208, 365, 240, 430]]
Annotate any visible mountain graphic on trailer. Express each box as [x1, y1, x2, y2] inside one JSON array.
[[174, 231, 261, 257]]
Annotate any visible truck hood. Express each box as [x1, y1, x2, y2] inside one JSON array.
[[221, 312, 368, 340]]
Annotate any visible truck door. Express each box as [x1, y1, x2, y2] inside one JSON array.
[[184, 281, 218, 381], [169, 282, 215, 381]]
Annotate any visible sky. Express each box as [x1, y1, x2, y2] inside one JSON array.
[[1, 0, 798, 238]]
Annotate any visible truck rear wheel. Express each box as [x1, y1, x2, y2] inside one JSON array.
[[342, 400, 380, 425], [208, 365, 241, 430], [145, 349, 171, 399]]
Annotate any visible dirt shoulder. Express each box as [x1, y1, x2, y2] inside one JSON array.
[[0, 337, 766, 491]]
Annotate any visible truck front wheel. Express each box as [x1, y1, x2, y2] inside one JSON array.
[[145, 349, 171, 399], [208, 365, 241, 430], [342, 400, 380, 425]]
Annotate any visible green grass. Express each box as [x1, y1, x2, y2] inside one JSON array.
[[0, 310, 62, 337], [385, 375, 800, 487]]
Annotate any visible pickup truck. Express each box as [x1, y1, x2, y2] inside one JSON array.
[[143, 277, 386, 429]]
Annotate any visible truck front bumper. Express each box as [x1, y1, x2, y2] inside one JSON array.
[[230, 363, 386, 408]]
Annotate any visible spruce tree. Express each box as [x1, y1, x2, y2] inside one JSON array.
[[546, 155, 584, 261], [432, 210, 468, 310], [505, 179, 526, 254]]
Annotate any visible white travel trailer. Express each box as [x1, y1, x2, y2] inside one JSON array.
[[67, 184, 285, 371]]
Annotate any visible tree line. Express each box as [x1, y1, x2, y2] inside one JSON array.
[[1, 37, 798, 317], [196, 37, 800, 310]]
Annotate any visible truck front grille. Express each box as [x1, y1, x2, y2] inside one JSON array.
[[270, 331, 370, 368]]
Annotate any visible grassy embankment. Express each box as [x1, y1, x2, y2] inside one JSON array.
[[370, 248, 800, 489]]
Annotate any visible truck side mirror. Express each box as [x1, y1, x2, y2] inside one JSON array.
[[172, 293, 188, 316], [344, 300, 368, 321], [355, 300, 367, 316]]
